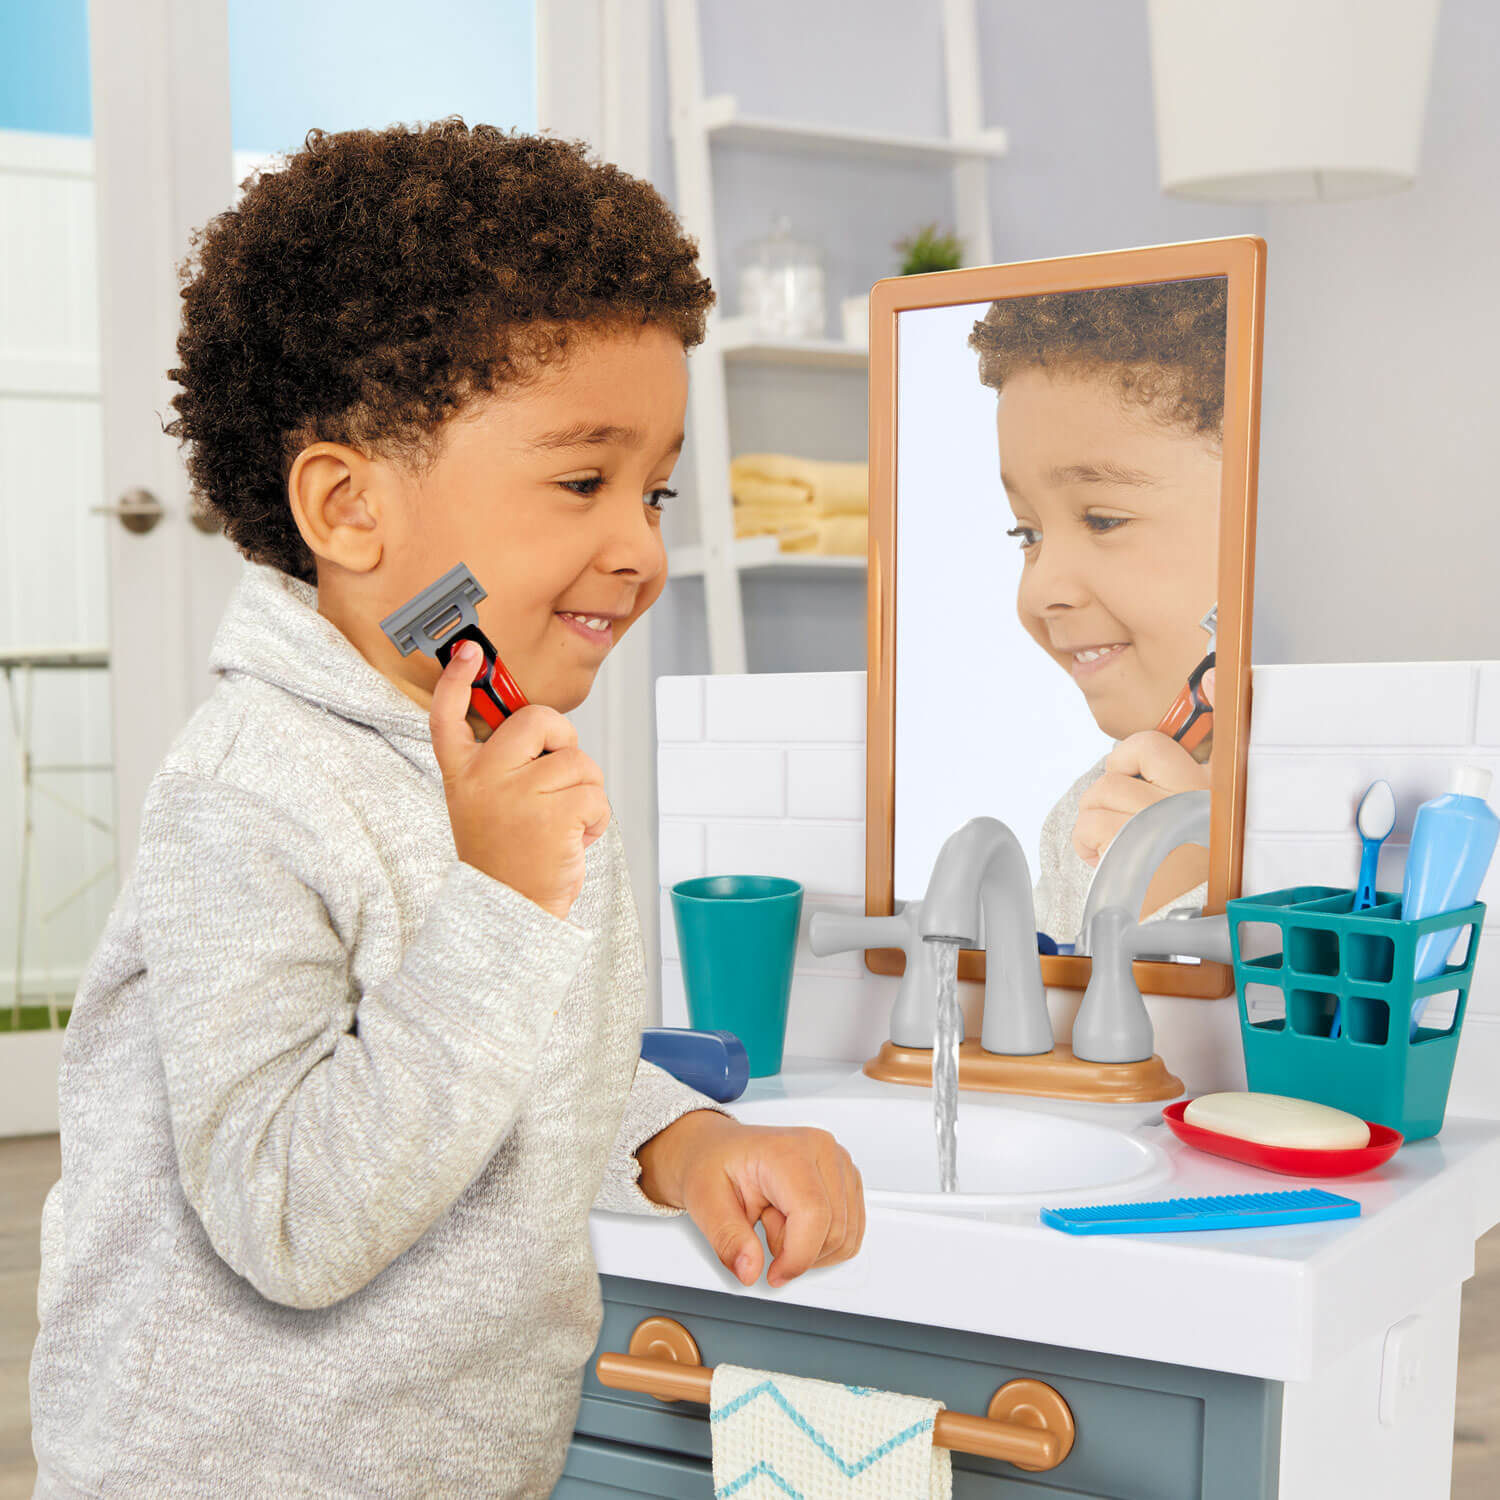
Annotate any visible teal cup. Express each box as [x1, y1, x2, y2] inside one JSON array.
[[670, 875, 803, 1078]]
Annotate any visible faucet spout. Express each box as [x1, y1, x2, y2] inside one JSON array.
[[918, 817, 1052, 1056], [1077, 789, 1211, 954]]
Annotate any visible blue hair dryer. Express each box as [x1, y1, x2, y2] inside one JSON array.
[[640, 1028, 750, 1103]]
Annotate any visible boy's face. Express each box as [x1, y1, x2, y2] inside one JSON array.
[[995, 366, 1220, 741], [359, 321, 686, 716]]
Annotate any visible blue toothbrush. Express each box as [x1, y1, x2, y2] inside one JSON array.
[[1332, 780, 1397, 1038], [1041, 1189, 1361, 1235]]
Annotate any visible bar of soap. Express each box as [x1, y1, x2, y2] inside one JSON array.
[[1184, 1092, 1371, 1150]]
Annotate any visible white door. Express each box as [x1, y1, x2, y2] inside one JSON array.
[[90, 0, 243, 873], [0, 1, 239, 1134]]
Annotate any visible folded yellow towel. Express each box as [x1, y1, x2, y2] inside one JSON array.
[[730, 452, 868, 517], [778, 515, 868, 556]]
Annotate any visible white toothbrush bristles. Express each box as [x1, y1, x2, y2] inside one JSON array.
[[1357, 780, 1397, 840]]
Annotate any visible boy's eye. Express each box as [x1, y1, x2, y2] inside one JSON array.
[[1084, 512, 1130, 535], [1006, 524, 1040, 550], [558, 476, 676, 512]]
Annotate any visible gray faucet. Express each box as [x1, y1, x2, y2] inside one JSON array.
[[809, 816, 1051, 1055], [1072, 789, 1233, 1063]]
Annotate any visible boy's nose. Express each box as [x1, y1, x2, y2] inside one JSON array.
[[596, 492, 666, 582], [1017, 538, 1091, 616]]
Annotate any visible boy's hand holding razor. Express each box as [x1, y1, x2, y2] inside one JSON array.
[[1073, 667, 1217, 870], [431, 641, 612, 921]]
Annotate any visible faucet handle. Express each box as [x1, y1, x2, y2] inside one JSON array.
[[808, 908, 917, 958], [1073, 908, 1233, 1064], [807, 904, 951, 1049]]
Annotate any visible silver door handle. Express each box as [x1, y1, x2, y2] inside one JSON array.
[[89, 488, 221, 535], [91, 488, 165, 534]]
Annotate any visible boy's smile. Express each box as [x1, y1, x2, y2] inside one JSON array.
[[994, 366, 1220, 742], [290, 320, 689, 719]]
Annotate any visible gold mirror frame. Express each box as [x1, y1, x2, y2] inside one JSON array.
[[865, 236, 1265, 1000]]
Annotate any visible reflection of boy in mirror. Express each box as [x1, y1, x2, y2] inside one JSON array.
[[969, 279, 1226, 946]]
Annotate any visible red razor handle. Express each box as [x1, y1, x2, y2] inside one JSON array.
[[435, 625, 529, 730], [1155, 651, 1215, 753]]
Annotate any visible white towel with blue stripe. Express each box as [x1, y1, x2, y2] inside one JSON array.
[[709, 1363, 952, 1499]]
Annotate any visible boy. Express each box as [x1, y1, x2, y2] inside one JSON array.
[[29, 120, 864, 1498]]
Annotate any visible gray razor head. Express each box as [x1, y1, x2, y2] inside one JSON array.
[[379, 564, 488, 659], [1201, 604, 1218, 649]]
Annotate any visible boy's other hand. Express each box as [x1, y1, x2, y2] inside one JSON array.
[[431, 641, 612, 920], [637, 1111, 866, 1288], [1072, 671, 1216, 871]]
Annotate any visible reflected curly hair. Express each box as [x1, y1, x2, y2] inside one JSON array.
[[165, 119, 716, 582], [968, 278, 1227, 441]]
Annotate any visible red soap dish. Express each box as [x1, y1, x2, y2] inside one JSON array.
[[1162, 1100, 1404, 1178]]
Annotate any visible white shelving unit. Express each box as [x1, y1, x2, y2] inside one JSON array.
[[662, 0, 1003, 673]]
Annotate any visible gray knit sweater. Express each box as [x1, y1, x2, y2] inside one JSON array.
[[29, 564, 722, 1498]]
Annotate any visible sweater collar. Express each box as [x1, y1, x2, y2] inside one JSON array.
[[209, 563, 440, 775]]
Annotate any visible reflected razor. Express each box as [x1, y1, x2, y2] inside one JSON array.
[[1156, 604, 1216, 752]]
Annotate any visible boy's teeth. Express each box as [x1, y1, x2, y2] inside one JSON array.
[[561, 612, 609, 630], [1075, 645, 1123, 663]]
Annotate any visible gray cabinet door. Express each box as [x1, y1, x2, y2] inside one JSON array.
[[555, 1435, 711, 1497], [576, 1274, 1280, 1500]]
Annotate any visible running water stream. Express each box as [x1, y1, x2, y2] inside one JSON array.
[[928, 937, 962, 1192]]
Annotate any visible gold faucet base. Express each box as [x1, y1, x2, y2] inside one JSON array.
[[864, 1039, 1184, 1103]]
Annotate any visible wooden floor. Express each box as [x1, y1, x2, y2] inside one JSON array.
[[1, 1133, 1496, 1497]]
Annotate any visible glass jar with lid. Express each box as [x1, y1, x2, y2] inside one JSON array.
[[737, 217, 826, 341]]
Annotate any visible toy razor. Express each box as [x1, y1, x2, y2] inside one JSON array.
[[379, 564, 528, 730], [1155, 604, 1216, 752]]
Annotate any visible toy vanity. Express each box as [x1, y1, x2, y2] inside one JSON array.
[[567, 240, 1500, 1499]]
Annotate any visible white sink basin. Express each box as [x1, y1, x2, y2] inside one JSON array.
[[728, 1092, 1170, 1212]]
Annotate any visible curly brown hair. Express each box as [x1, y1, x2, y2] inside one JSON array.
[[165, 119, 716, 582], [968, 278, 1227, 441]]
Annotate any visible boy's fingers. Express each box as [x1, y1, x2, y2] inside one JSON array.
[[693, 1171, 766, 1285], [485, 704, 579, 768], [765, 1157, 833, 1288], [1104, 731, 1204, 792], [429, 643, 483, 776], [760, 1204, 788, 1262]]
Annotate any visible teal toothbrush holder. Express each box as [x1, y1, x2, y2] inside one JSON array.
[[1227, 885, 1485, 1141], [670, 875, 803, 1078]]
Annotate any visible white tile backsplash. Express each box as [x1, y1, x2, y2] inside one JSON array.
[[655, 663, 1500, 1119], [1477, 665, 1500, 748], [1249, 662, 1476, 748], [656, 676, 705, 743], [657, 745, 786, 819], [703, 819, 865, 898], [657, 819, 706, 887], [1244, 752, 1500, 839], [787, 748, 865, 821], [705, 672, 865, 744]]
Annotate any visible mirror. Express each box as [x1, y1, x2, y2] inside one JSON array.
[[865, 238, 1264, 999]]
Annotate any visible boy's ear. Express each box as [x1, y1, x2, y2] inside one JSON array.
[[287, 442, 384, 573]]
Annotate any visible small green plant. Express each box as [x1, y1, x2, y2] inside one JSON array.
[[893, 223, 964, 275]]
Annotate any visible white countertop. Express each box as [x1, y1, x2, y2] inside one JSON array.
[[589, 1058, 1500, 1382]]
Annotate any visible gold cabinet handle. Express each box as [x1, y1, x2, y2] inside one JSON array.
[[595, 1317, 1076, 1472]]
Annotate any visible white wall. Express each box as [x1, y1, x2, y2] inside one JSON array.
[[657, 666, 1500, 1122], [1256, 0, 1500, 664]]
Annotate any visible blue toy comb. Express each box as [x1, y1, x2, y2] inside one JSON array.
[[1041, 1189, 1361, 1235]]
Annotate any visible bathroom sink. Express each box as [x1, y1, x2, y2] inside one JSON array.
[[728, 1092, 1170, 1212]]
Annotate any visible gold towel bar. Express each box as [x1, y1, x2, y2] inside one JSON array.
[[594, 1317, 1076, 1473]]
